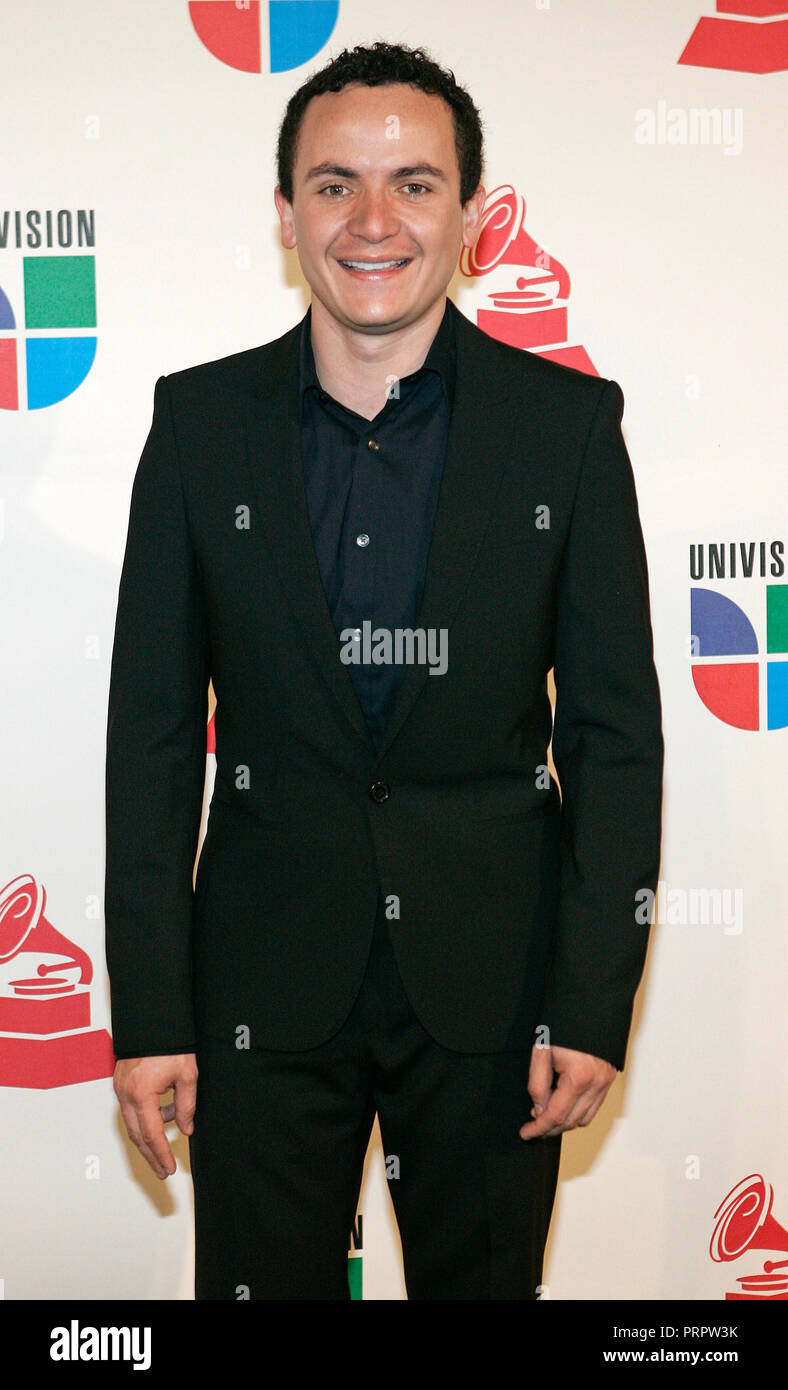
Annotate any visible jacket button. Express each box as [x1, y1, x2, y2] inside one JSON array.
[[369, 780, 390, 803]]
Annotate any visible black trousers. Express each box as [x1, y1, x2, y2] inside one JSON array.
[[188, 889, 562, 1300]]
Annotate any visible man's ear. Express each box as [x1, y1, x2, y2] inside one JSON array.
[[274, 186, 297, 250], [461, 185, 486, 253]]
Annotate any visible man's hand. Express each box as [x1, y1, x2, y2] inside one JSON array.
[[519, 1043, 616, 1140], [113, 1055, 198, 1179]]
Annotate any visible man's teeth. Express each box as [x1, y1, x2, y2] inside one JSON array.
[[341, 259, 408, 269]]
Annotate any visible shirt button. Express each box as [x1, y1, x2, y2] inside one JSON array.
[[369, 780, 390, 803], [368, 439, 380, 452], [351, 628, 362, 640], [356, 534, 370, 547]]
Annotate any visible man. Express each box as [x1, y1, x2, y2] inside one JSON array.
[[105, 41, 663, 1300]]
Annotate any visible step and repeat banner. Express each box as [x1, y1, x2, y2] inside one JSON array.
[[1, 1, 786, 1301]]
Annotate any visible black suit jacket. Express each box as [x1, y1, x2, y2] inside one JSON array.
[[104, 296, 663, 1070]]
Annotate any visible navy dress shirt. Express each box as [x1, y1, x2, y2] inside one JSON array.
[[299, 299, 457, 749]]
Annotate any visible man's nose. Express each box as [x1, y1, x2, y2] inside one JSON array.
[[344, 190, 401, 241]]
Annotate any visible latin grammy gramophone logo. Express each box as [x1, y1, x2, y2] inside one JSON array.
[[679, 2, 788, 74], [711, 1173, 788, 1299], [0, 875, 114, 1089], [458, 184, 597, 378]]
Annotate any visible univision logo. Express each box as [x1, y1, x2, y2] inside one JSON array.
[[0, 208, 97, 410], [188, 0, 339, 73], [690, 541, 788, 730]]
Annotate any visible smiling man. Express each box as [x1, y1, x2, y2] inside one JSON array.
[[105, 41, 663, 1300]]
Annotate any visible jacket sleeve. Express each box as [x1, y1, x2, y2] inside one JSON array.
[[539, 379, 664, 1071], [104, 375, 210, 1059]]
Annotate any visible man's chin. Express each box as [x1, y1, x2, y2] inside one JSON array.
[[318, 288, 443, 336], [320, 302, 410, 334]]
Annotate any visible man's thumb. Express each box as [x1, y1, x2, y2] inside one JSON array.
[[528, 1043, 553, 1114]]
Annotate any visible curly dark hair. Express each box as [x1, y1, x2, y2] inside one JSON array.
[[276, 40, 485, 207]]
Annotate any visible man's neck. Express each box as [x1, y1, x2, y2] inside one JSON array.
[[308, 296, 447, 421]]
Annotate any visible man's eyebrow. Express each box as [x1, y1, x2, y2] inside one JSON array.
[[303, 162, 448, 183]]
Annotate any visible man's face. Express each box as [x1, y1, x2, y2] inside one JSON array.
[[275, 82, 485, 335]]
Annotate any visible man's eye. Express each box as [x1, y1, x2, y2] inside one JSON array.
[[318, 183, 429, 197]]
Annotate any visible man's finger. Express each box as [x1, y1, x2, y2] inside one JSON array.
[[527, 1043, 554, 1115], [124, 1094, 176, 1178], [121, 1112, 171, 1179], [519, 1071, 592, 1139], [572, 1084, 613, 1130], [173, 1069, 198, 1137]]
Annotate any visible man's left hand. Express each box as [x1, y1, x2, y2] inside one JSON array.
[[519, 1044, 616, 1140]]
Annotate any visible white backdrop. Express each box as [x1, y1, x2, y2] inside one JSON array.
[[1, 0, 786, 1301]]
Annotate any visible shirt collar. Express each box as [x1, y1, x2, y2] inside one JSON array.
[[298, 296, 456, 414]]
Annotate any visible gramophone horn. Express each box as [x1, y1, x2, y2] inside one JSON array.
[[710, 1173, 788, 1262]]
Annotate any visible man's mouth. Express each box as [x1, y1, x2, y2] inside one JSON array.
[[337, 258, 412, 277]]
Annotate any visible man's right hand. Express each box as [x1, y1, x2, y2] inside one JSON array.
[[113, 1054, 198, 1180]]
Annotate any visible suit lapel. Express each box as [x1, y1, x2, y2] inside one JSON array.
[[240, 298, 517, 760]]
